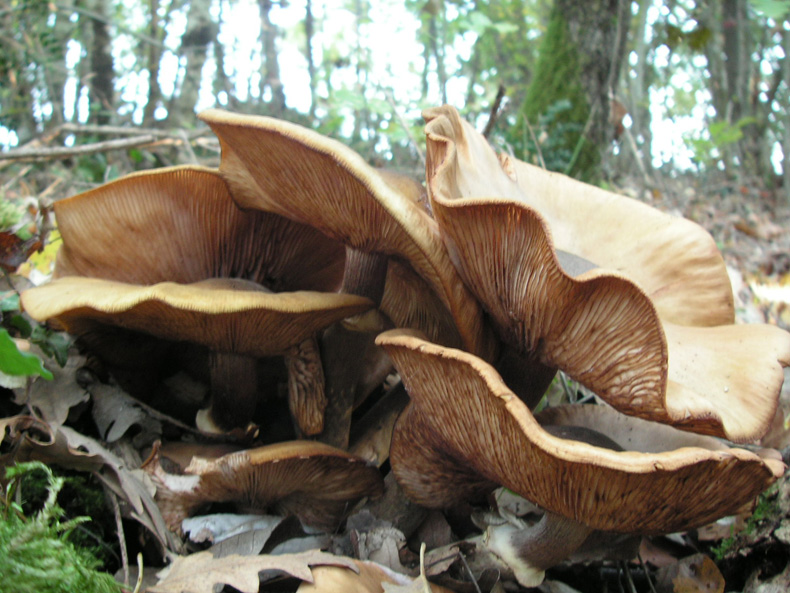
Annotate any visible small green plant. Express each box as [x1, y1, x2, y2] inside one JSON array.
[[711, 483, 780, 560], [685, 116, 757, 171], [0, 461, 121, 593]]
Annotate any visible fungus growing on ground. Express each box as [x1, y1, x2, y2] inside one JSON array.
[[199, 108, 495, 360], [422, 105, 790, 442], [142, 440, 384, 533], [376, 329, 785, 587], [21, 276, 372, 434], [199, 109, 497, 446], [20, 166, 372, 435]]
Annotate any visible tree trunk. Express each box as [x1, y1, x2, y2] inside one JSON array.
[[259, 0, 286, 116], [305, 0, 317, 118], [784, 27, 790, 203], [89, 0, 115, 125], [624, 0, 653, 176], [142, 0, 165, 125], [511, 0, 629, 180], [171, 0, 214, 126]]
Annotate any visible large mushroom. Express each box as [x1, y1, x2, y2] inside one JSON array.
[[199, 109, 497, 446], [20, 166, 372, 434], [198, 109, 495, 359], [422, 105, 790, 442], [21, 276, 372, 434], [142, 440, 384, 533], [376, 329, 785, 587]]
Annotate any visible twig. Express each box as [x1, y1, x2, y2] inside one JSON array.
[[132, 553, 144, 593], [109, 488, 130, 588], [55, 3, 165, 49], [1, 165, 32, 192], [639, 553, 658, 593], [383, 89, 425, 166], [456, 551, 483, 593], [622, 560, 638, 593], [482, 84, 506, 138], [522, 116, 546, 170], [56, 122, 210, 140], [178, 129, 199, 165], [0, 136, 158, 163]]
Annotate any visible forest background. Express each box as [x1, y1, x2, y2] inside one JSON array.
[[2, 0, 790, 200]]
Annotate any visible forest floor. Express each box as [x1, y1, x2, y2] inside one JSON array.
[[1, 148, 789, 593]]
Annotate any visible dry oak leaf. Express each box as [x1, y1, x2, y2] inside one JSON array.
[[148, 550, 358, 593]]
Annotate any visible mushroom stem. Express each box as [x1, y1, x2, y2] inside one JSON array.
[[341, 247, 389, 305], [485, 514, 594, 588], [484, 424, 626, 587], [285, 336, 327, 437], [316, 247, 391, 448], [197, 351, 258, 433], [317, 323, 381, 449]]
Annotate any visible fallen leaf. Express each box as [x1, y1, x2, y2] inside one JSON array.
[[12, 349, 89, 427], [656, 554, 724, 593], [90, 381, 162, 443], [149, 550, 358, 593], [1, 415, 179, 553]]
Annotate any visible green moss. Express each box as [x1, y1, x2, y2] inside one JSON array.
[[507, 7, 598, 180], [711, 483, 781, 561], [0, 462, 121, 593]]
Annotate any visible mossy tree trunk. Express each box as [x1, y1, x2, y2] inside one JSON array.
[[510, 0, 629, 181]]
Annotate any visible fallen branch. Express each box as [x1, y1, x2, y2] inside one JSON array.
[[0, 135, 158, 163]]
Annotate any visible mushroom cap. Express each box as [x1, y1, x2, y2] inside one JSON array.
[[424, 105, 734, 327], [377, 329, 784, 534], [21, 276, 373, 357], [421, 105, 790, 441], [143, 440, 384, 533], [198, 109, 495, 360], [52, 165, 345, 292]]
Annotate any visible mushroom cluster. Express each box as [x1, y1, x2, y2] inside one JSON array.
[[20, 105, 790, 586]]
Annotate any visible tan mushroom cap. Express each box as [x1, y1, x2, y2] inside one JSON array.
[[422, 106, 790, 441], [52, 165, 345, 292], [21, 276, 373, 357], [424, 104, 734, 327], [143, 440, 384, 533], [198, 108, 495, 360], [377, 329, 784, 534]]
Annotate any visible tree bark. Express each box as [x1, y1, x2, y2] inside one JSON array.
[[142, 0, 165, 125], [513, 0, 630, 180], [171, 0, 215, 126], [305, 0, 317, 118], [259, 0, 286, 115], [89, 0, 115, 125]]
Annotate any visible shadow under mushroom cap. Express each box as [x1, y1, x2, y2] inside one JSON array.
[[377, 329, 785, 535]]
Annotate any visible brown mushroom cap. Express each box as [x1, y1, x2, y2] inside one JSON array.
[[421, 105, 790, 441], [21, 277, 373, 357], [52, 165, 345, 292], [198, 108, 495, 360], [143, 440, 384, 533], [377, 329, 784, 534], [424, 105, 734, 327]]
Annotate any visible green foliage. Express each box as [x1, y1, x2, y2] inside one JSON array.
[[0, 328, 53, 380], [507, 8, 596, 179], [750, 0, 790, 21], [685, 117, 758, 170], [0, 462, 121, 593], [711, 483, 781, 561]]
